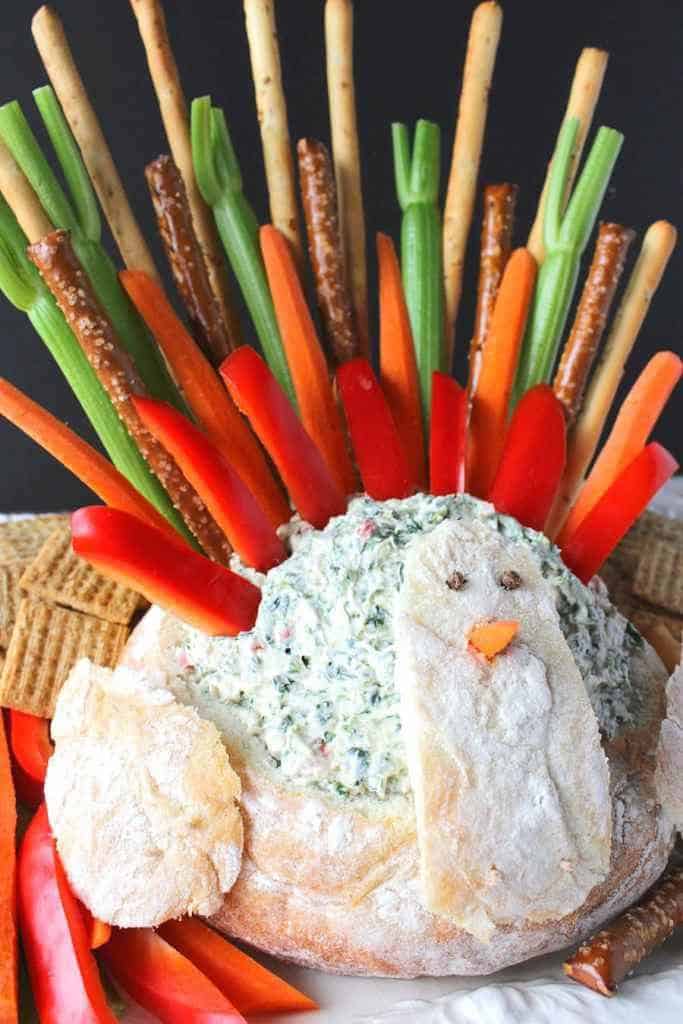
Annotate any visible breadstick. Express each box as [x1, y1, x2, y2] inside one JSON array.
[[468, 183, 517, 392], [0, 138, 52, 243], [243, 0, 302, 264], [553, 222, 634, 421], [325, 0, 369, 355], [298, 138, 359, 364], [27, 229, 231, 565], [632, 616, 681, 674], [443, 1, 503, 363], [145, 156, 231, 367], [527, 48, 608, 263], [31, 5, 159, 281], [547, 220, 677, 539], [128, 0, 242, 348], [564, 866, 683, 996]]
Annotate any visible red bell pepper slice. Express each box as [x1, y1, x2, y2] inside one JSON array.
[[77, 901, 112, 951], [221, 346, 346, 529], [336, 357, 414, 500], [488, 384, 566, 532], [100, 927, 245, 1023], [561, 442, 678, 583], [8, 711, 52, 809], [429, 372, 467, 495], [133, 397, 286, 572], [158, 918, 318, 1016], [71, 507, 261, 637], [0, 712, 18, 1024], [18, 804, 115, 1024]]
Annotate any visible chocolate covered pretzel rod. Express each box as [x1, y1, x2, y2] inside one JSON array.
[[27, 229, 231, 565], [564, 865, 683, 996], [554, 222, 634, 421], [468, 183, 517, 392], [297, 138, 359, 365], [146, 155, 232, 367]]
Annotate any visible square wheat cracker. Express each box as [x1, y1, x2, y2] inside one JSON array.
[[0, 514, 69, 567], [0, 596, 128, 716]]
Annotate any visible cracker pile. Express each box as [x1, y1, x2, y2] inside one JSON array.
[[0, 516, 145, 717]]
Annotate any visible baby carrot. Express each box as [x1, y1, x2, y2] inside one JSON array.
[[557, 351, 682, 544], [378, 232, 427, 490], [467, 248, 537, 497]]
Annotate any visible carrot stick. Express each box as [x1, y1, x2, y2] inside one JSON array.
[[0, 712, 18, 1024], [377, 232, 427, 491], [467, 248, 537, 498], [0, 377, 181, 544], [159, 918, 317, 1016], [557, 351, 682, 545], [120, 270, 290, 528], [260, 225, 357, 495]]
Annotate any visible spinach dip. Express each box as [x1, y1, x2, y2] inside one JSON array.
[[176, 494, 642, 802]]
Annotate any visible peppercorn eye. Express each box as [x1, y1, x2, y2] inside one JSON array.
[[446, 571, 467, 591], [499, 570, 522, 590]]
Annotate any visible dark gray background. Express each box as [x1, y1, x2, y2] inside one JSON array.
[[0, 0, 680, 512]]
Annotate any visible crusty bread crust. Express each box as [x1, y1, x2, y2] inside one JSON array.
[[122, 607, 674, 978]]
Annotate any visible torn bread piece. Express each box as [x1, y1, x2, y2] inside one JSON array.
[[656, 661, 683, 831], [45, 659, 243, 927], [395, 516, 611, 941]]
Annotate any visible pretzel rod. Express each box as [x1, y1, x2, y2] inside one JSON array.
[[298, 138, 359, 364], [129, 0, 242, 347], [527, 48, 608, 263], [564, 866, 683, 996], [553, 222, 634, 421], [325, 0, 369, 355], [31, 5, 159, 281], [0, 138, 53, 243], [27, 229, 231, 565], [145, 155, 231, 367], [547, 220, 677, 539], [468, 183, 517, 392], [243, 0, 303, 264], [443, 1, 502, 363]]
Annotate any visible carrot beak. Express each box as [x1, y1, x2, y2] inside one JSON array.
[[469, 620, 519, 660]]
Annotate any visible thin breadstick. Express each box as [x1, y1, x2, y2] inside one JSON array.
[[527, 48, 608, 263], [325, 0, 369, 355], [632, 616, 680, 674], [0, 138, 52, 243], [128, 0, 242, 347], [443, 1, 503, 363], [553, 222, 634, 421], [547, 220, 677, 539], [28, 229, 231, 565], [243, 0, 303, 264], [31, 5, 159, 281], [468, 183, 517, 392]]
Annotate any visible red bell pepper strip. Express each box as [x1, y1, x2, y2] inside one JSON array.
[[71, 507, 261, 637], [8, 711, 52, 808], [77, 901, 112, 951], [336, 357, 414, 500], [221, 347, 346, 529], [488, 384, 566, 532], [18, 804, 115, 1024], [429, 372, 467, 496], [0, 712, 18, 1024], [158, 918, 318, 1016], [561, 443, 678, 583], [133, 397, 286, 572], [100, 927, 245, 1023]]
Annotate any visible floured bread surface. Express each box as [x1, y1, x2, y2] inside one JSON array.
[[395, 519, 612, 941], [656, 662, 683, 831], [45, 658, 243, 927]]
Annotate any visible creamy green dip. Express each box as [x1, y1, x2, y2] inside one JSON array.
[[178, 494, 642, 802]]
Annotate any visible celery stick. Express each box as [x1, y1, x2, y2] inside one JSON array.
[[514, 118, 623, 401], [392, 120, 443, 424], [0, 96, 186, 413], [191, 96, 295, 404], [0, 194, 192, 542]]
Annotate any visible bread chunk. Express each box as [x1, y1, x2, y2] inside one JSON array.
[[395, 518, 611, 941]]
